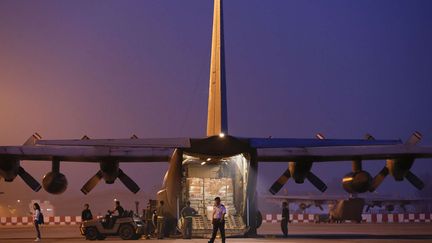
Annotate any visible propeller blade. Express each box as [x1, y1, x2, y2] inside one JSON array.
[[370, 167, 389, 192], [81, 171, 103, 195], [306, 172, 327, 192], [269, 168, 291, 195], [405, 170, 425, 190], [118, 169, 140, 193], [17, 167, 42, 192], [406, 131, 422, 145]]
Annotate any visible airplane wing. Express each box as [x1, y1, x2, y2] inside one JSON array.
[[0, 136, 191, 162], [249, 133, 432, 161], [0, 145, 175, 162], [251, 132, 432, 195], [35, 137, 191, 148], [249, 137, 402, 149], [0, 135, 191, 194], [255, 143, 432, 162]]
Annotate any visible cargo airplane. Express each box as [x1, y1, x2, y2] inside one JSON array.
[[1, 0, 432, 236]]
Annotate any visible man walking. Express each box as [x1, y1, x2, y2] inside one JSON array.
[[156, 200, 166, 239], [281, 201, 289, 237], [208, 197, 226, 243], [181, 201, 197, 239]]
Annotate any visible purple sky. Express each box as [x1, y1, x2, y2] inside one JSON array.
[[1, 0, 432, 212]]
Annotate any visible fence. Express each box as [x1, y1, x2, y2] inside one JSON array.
[[1, 213, 431, 226]]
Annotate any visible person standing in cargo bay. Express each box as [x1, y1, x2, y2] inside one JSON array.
[[181, 201, 197, 239], [156, 200, 166, 239], [208, 197, 226, 243]]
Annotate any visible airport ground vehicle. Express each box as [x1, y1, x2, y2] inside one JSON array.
[[80, 211, 144, 240]]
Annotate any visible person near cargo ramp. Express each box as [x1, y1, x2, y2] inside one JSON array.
[[156, 200, 166, 239], [181, 201, 197, 239], [208, 197, 226, 243]]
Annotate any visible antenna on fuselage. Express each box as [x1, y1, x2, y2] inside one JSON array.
[[207, 0, 228, 137]]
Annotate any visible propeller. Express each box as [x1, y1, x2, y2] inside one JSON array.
[[18, 166, 42, 192], [306, 172, 327, 192], [81, 171, 103, 195], [306, 134, 328, 192], [370, 132, 424, 192], [269, 168, 290, 195], [80, 136, 141, 195], [81, 168, 140, 195], [405, 171, 424, 190], [370, 167, 389, 192], [118, 169, 140, 193], [269, 133, 329, 195]]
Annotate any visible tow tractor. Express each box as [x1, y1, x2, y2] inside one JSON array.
[[80, 210, 144, 240]]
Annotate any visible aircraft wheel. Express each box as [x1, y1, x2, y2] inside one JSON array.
[[119, 224, 135, 240], [85, 227, 99, 241]]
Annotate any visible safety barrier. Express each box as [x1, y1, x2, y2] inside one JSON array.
[[1, 213, 432, 225], [0, 216, 82, 226], [263, 213, 432, 223]]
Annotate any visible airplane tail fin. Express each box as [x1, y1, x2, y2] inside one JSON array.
[[207, 0, 228, 137]]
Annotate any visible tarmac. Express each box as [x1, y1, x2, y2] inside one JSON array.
[[0, 223, 431, 243]]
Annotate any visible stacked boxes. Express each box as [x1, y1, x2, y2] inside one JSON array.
[[187, 178, 205, 215], [187, 177, 236, 217]]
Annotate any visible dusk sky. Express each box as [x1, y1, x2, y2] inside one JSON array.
[[1, 0, 432, 213]]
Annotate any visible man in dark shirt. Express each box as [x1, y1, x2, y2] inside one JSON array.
[[281, 201, 289, 237], [81, 204, 93, 221], [181, 201, 197, 239], [110, 201, 125, 217]]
